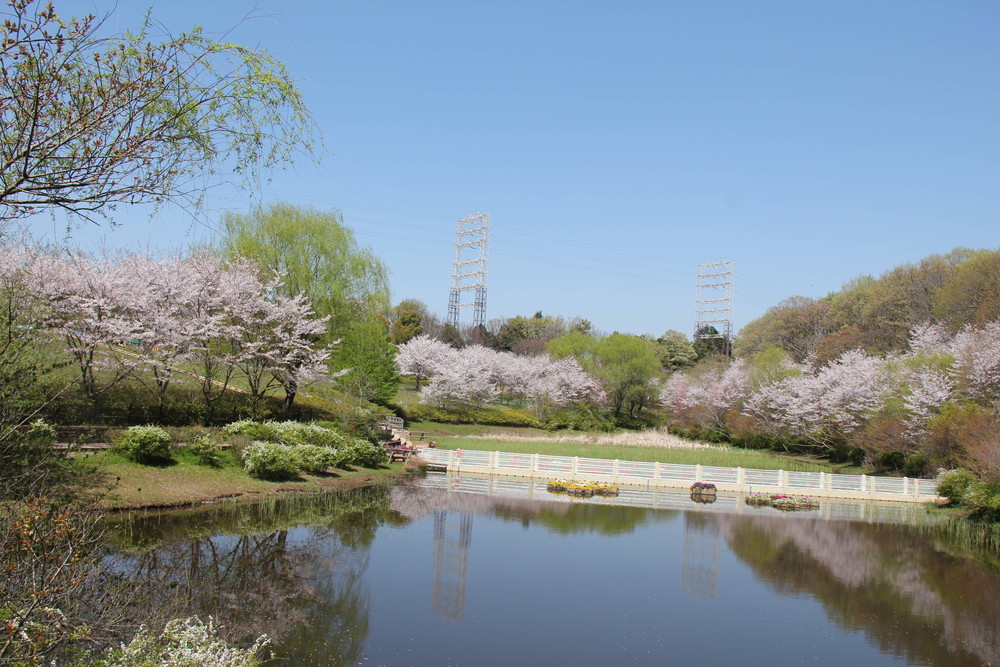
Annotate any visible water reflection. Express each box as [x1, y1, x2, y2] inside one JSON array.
[[432, 512, 472, 622], [681, 513, 720, 599], [719, 513, 1000, 666], [107, 485, 402, 665], [103, 477, 1000, 667]]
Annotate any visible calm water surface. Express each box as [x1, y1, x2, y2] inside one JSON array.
[[108, 473, 1000, 666]]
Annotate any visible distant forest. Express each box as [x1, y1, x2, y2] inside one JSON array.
[[735, 248, 1000, 361]]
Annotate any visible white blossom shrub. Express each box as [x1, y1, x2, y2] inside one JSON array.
[[223, 420, 345, 448], [103, 616, 270, 666], [25, 419, 58, 446], [241, 442, 301, 479], [295, 444, 342, 473], [114, 425, 174, 463]]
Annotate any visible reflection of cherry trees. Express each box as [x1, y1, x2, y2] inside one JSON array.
[[111, 487, 398, 665], [719, 514, 1000, 666]]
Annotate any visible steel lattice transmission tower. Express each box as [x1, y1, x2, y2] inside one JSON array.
[[694, 259, 734, 356], [447, 213, 490, 330]]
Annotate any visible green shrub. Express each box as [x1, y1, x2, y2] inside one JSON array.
[[937, 469, 978, 504], [241, 442, 301, 479], [544, 407, 616, 432], [188, 435, 222, 467], [296, 444, 342, 473], [965, 481, 1000, 522], [403, 403, 544, 428], [341, 438, 388, 468], [114, 426, 173, 464], [903, 453, 930, 478]]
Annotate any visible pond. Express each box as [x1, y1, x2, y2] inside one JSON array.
[[106, 473, 1000, 666]]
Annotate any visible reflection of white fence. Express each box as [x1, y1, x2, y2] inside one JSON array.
[[415, 472, 942, 524], [416, 448, 940, 503]]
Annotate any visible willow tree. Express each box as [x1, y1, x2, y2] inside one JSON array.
[[219, 201, 391, 337], [0, 0, 318, 226]]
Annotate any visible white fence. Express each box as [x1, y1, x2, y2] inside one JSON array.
[[416, 448, 940, 503]]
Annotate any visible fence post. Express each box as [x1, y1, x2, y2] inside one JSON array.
[[778, 469, 788, 489], [532, 453, 539, 473], [613, 459, 620, 483], [860, 474, 868, 494], [737, 467, 746, 492], [654, 461, 661, 481], [573, 456, 579, 476], [914, 479, 921, 498], [491, 451, 499, 470], [902, 477, 909, 496]]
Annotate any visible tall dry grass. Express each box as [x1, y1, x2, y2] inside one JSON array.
[[462, 428, 723, 450]]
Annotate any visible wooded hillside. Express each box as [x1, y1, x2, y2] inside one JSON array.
[[735, 248, 1000, 362]]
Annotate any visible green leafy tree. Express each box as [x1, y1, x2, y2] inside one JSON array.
[[332, 317, 400, 405], [438, 323, 464, 348], [490, 312, 567, 353], [933, 249, 1000, 328], [654, 329, 697, 372], [547, 330, 596, 362], [735, 297, 829, 362], [219, 202, 390, 337], [390, 309, 423, 345], [693, 325, 730, 360], [0, 0, 317, 225], [590, 333, 660, 419]]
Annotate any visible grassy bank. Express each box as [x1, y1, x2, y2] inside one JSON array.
[[406, 422, 860, 474], [73, 448, 404, 510]]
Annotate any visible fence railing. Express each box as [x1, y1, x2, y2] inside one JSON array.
[[415, 448, 940, 503]]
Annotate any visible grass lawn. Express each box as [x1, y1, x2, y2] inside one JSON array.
[[73, 448, 403, 510], [406, 421, 861, 474]]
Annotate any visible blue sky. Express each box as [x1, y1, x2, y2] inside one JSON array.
[[30, 0, 1000, 338]]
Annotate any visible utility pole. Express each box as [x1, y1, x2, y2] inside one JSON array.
[[447, 213, 490, 330]]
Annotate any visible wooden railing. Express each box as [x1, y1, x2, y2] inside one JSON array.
[[415, 448, 941, 503]]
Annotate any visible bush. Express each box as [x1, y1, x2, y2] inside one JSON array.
[[296, 444, 342, 473], [341, 438, 387, 469], [402, 403, 544, 428], [102, 616, 270, 666], [241, 442, 301, 479], [222, 420, 281, 443], [965, 481, 1000, 522], [937, 469, 978, 504], [223, 420, 346, 447], [903, 453, 930, 478], [114, 426, 173, 464], [188, 435, 222, 467], [544, 407, 616, 432]]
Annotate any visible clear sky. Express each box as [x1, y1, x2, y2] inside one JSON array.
[[28, 0, 1000, 339]]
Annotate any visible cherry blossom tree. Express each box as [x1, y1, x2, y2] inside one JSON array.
[[408, 341, 603, 415], [744, 349, 889, 451], [395, 335, 459, 389]]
